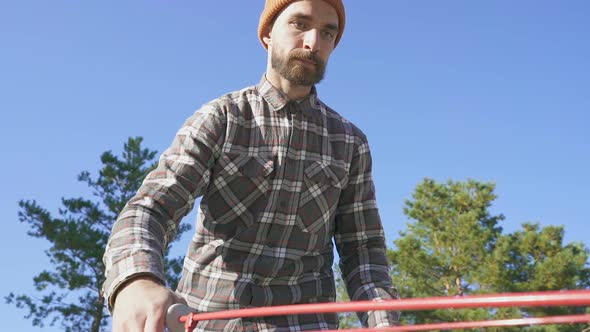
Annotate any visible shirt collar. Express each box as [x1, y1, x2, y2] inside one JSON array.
[[257, 74, 322, 121]]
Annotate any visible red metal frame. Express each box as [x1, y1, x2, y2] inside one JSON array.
[[171, 290, 590, 331], [316, 315, 590, 331]]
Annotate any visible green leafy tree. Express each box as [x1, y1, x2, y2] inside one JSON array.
[[486, 223, 590, 329], [387, 178, 590, 331], [389, 178, 504, 325], [6, 137, 191, 332]]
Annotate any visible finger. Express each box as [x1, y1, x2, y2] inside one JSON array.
[[144, 311, 166, 332], [146, 293, 176, 332], [113, 314, 146, 332]]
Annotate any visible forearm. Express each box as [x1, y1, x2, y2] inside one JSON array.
[[102, 104, 227, 310], [335, 139, 400, 327], [102, 204, 171, 311], [337, 224, 399, 327], [338, 230, 393, 299], [103, 149, 205, 309]]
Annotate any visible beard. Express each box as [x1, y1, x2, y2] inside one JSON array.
[[271, 47, 327, 86]]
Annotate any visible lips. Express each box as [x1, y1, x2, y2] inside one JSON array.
[[294, 58, 316, 66], [293, 58, 317, 66]]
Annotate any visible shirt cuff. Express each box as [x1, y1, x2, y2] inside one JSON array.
[[104, 268, 167, 312], [358, 287, 401, 327]]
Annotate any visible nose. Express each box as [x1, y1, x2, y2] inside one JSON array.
[[303, 29, 320, 52]]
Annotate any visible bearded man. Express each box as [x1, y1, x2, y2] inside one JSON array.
[[103, 1, 400, 331]]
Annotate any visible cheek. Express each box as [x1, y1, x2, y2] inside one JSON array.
[[281, 30, 305, 47], [319, 41, 334, 57], [319, 49, 333, 63]]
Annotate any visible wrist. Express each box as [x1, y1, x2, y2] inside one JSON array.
[[110, 273, 165, 310]]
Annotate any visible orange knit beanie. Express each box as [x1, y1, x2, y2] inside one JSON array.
[[258, 0, 345, 49]]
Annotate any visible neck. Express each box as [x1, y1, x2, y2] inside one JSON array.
[[265, 68, 312, 101]]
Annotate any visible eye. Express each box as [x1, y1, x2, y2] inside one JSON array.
[[292, 20, 306, 30], [321, 30, 335, 41]]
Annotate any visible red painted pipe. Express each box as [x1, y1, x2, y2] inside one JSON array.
[[179, 290, 590, 322], [313, 314, 590, 331], [171, 290, 590, 331]]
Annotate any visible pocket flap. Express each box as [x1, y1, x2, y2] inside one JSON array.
[[304, 161, 348, 188], [238, 156, 274, 178], [217, 153, 274, 178]]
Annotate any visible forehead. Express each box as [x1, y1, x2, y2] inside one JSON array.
[[275, 0, 339, 27]]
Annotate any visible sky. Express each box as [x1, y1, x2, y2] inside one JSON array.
[[1, 1, 588, 331]]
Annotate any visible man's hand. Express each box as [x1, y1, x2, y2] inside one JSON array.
[[112, 277, 187, 332]]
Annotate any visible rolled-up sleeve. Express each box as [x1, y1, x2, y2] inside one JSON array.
[[334, 136, 400, 327], [102, 104, 227, 311]]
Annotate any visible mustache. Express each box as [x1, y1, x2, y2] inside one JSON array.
[[289, 50, 324, 66]]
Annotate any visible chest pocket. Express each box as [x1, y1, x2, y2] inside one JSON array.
[[204, 153, 274, 227], [297, 161, 348, 234]]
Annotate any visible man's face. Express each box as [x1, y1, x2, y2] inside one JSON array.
[[267, 0, 339, 86]]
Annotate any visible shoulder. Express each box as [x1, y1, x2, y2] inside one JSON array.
[[316, 97, 369, 146], [203, 85, 260, 111], [181, 85, 255, 127]]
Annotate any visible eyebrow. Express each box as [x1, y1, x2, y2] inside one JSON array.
[[291, 13, 339, 32]]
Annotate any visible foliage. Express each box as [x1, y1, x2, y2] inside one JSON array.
[[385, 178, 590, 331], [6, 137, 191, 332]]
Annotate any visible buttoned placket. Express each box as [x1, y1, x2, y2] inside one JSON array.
[[266, 102, 296, 248], [286, 101, 306, 217]]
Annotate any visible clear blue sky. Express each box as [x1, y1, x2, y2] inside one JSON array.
[[1, 1, 588, 331]]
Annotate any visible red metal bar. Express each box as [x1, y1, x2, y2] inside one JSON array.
[[310, 314, 590, 331], [179, 290, 590, 322]]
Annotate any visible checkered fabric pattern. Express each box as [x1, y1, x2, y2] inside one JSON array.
[[103, 75, 399, 331]]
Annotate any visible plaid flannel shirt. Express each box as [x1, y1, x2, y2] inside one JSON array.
[[103, 76, 399, 331]]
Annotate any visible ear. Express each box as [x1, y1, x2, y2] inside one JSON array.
[[262, 28, 272, 47]]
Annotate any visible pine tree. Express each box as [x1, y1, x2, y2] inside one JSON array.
[[388, 178, 590, 331], [6, 137, 191, 332]]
